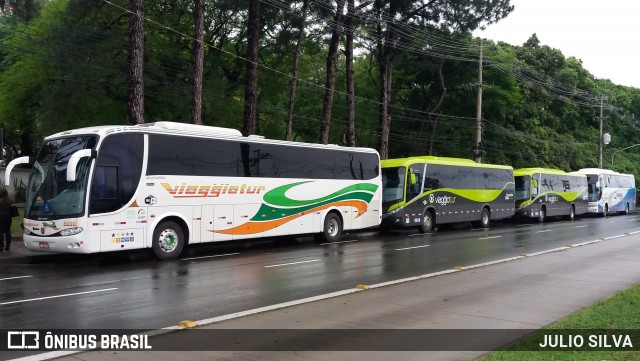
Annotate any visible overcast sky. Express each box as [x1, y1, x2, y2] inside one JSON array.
[[474, 0, 640, 89]]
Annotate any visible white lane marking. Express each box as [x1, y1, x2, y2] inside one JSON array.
[[604, 234, 625, 240], [535, 230, 553, 233], [0, 288, 118, 306], [181, 253, 239, 261], [319, 240, 358, 245], [395, 245, 430, 251], [265, 259, 320, 268], [627, 230, 640, 235], [575, 225, 589, 228], [478, 236, 502, 240], [193, 289, 360, 326], [628, 219, 637, 222], [0, 275, 33, 281]]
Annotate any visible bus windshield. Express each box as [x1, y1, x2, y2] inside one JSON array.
[[515, 175, 530, 203], [26, 136, 98, 219], [382, 166, 406, 210]]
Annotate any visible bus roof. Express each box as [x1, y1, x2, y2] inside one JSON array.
[[44, 122, 379, 155], [576, 168, 634, 177], [514, 168, 586, 178], [381, 156, 512, 170]]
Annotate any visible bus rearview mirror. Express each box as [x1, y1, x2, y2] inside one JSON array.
[[66, 149, 97, 182]]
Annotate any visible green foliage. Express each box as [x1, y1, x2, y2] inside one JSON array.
[[0, 0, 639, 186]]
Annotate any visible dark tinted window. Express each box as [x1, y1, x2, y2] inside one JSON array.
[[146, 134, 379, 180], [147, 134, 238, 176], [424, 164, 512, 190], [90, 133, 143, 214]]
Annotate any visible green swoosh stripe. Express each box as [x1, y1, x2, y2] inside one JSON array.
[[252, 191, 375, 221], [405, 188, 507, 208], [263, 182, 379, 207], [521, 191, 585, 207]]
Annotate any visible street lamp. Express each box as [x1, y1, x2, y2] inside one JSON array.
[[611, 143, 640, 167]]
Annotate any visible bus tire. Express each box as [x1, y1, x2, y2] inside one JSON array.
[[318, 212, 342, 243], [566, 205, 575, 221], [152, 221, 185, 260], [538, 207, 546, 223], [621, 203, 630, 216], [417, 210, 434, 233], [480, 207, 491, 228]]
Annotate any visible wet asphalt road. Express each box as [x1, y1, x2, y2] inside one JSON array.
[[1, 214, 639, 330]]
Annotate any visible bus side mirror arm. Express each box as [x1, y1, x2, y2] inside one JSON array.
[[67, 149, 97, 182], [4, 156, 33, 186]]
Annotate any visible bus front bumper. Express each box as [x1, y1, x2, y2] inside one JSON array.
[[24, 234, 92, 254]]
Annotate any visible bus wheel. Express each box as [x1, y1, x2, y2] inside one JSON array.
[[538, 207, 546, 223], [622, 203, 630, 216], [152, 221, 185, 260], [318, 212, 342, 243], [479, 208, 491, 228], [417, 211, 434, 233], [566, 205, 575, 221]]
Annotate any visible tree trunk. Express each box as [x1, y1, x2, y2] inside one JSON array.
[[242, 0, 260, 136], [285, 0, 309, 141], [127, 0, 144, 125], [319, 0, 346, 144], [190, 0, 205, 125], [344, 0, 356, 147], [376, 24, 396, 159]]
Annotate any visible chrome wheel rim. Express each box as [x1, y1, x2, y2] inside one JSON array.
[[158, 229, 179, 253], [424, 215, 432, 231], [327, 219, 339, 237]]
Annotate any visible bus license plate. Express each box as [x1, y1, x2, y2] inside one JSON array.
[[39, 242, 49, 249]]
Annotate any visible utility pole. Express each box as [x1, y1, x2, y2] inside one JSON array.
[[473, 39, 483, 163], [598, 95, 605, 168]]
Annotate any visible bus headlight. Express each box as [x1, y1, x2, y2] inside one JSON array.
[[60, 227, 84, 236]]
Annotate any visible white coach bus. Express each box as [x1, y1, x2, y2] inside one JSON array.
[[576, 168, 636, 216], [5, 122, 382, 260]]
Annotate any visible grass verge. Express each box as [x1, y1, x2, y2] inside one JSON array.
[[480, 283, 640, 360]]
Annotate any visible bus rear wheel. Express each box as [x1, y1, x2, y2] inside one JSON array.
[[417, 211, 434, 233], [152, 221, 185, 260], [480, 208, 491, 228], [317, 212, 342, 243], [621, 203, 630, 216]]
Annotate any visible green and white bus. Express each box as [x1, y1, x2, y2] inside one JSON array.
[[5, 122, 382, 260], [514, 168, 588, 222], [381, 156, 515, 232]]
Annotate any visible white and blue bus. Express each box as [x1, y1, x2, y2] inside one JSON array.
[[576, 168, 636, 216], [5, 122, 382, 259]]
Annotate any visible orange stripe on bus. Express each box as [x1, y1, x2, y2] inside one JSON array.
[[212, 200, 368, 235]]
